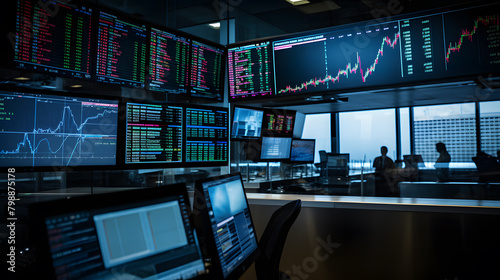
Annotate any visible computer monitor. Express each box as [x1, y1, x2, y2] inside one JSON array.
[[185, 105, 229, 164], [289, 139, 316, 164], [228, 42, 273, 99], [125, 102, 183, 165], [12, 0, 93, 80], [148, 27, 190, 94], [327, 153, 350, 177], [0, 90, 118, 169], [189, 40, 225, 101], [95, 10, 148, 88], [260, 137, 292, 161], [231, 106, 264, 139], [403, 154, 425, 169], [193, 173, 258, 280], [262, 109, 296, 137], [30, 184, 206, 280]]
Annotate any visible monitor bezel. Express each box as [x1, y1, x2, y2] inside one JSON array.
[[28, 183, 207, 280], [288, 138, 316, 164], [193, 173, 259, 280]]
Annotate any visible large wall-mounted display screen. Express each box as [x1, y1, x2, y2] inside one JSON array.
[[13, 0, 93, 80], [148, 28, 190, 94], [228, 42, 273, 99], [228, 3, 500, 100], [95, 11, 148, 87], [0, 91, 118, 168], [189, 40, 225, 101]]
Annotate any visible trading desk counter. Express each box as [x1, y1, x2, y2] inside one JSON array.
[[247, 193, 500, 214], [242, 194, 500, 280]]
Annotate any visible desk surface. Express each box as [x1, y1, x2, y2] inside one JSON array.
[[246, 193, 500, 214]]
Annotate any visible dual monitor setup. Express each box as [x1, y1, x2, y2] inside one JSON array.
[[231, 105, 315, 164], [30, 173, 259, 280]]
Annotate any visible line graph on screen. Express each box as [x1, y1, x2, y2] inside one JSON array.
[[0, 93, 118, 167]]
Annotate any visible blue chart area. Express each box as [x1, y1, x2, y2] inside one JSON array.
[[325, 23, 402, 89], [0, 92, 118, 167], [273, 22, 402, 95]]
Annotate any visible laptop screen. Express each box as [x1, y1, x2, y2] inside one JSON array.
[[31, 184, 206, 280]]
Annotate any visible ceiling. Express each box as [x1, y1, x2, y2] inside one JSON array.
[[6, 0, 497, 114], [99, 0, 493, 40]]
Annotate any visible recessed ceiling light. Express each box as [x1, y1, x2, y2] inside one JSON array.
[[286, 0, 310, 6], [14, 76, 30, 81], [70, 84, 83, 88], [209, 22, 220, 29]]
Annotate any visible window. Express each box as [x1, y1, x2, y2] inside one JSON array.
[[339, 109, 396, 169], [302, 113, 331, 163], [400, 107, 411, 158], [413, 103, 476, 168], [479, 101, 500, 157]]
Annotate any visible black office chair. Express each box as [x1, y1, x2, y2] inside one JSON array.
[[472, 156, 500, 183], [255, 199, 302, 280], [314, 150, 328, 177]]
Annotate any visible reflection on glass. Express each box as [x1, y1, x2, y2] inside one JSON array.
[[339, 109, 396, 170], [413, 103, 476, 168], [479, 101, 500, 157], [302, 114, 331, 163], [399, 108, 411, 158]]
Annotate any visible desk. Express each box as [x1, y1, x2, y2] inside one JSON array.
[[400, 181, 500, 200], [240, 194, 500, 280]]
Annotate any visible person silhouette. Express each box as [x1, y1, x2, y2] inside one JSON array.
[[373, 146, 395, 173], [373, 146, 396, 196], [435, 142, 451, 182]]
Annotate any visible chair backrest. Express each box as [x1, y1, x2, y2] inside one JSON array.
[[255, 200, 302, 280], [319, 150, 327, 163], [472, 156, 500, 182]]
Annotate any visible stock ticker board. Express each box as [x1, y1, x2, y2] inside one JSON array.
[[229, 3, 500, 99]]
